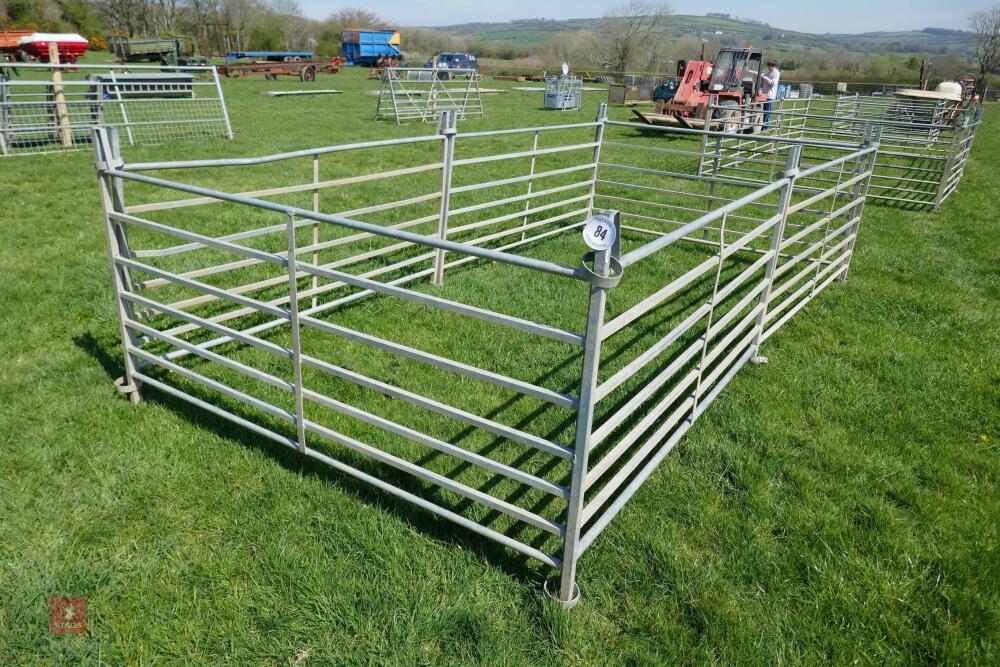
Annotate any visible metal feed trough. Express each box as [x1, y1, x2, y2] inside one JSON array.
[[544, 74, 583, 111], [375, 66, 484, 124], [92, 105, 878, 606], [0, 62, 231, 156], [697, 93, 982, 210]]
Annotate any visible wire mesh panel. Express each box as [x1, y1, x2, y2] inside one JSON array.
[[0, 63, 232, 156], [699, 94, 982, 210], [92, 107, 877, 607], [375, 67, 484, 124]]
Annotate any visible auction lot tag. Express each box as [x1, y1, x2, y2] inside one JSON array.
[[583, 213, 616, 251]]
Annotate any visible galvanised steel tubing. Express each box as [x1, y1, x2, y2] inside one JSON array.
[[604, 119, 868, 149], [578, 345, 758, 559], [122, 276, 570, 533], [123, 134, 444, 171], [102, 169, 586, 283], [450, 141, 600, 167], [452, 121, 599, 138], [432, 110, 457, 284], [130, 370, 563, 569], [619, 178, 790, 268], [125, 288, 574, 462], [556, 225, 617, 607], [12, 61, 219, 72], [154, 210, 587, 344], [450, 162, 596, 195]]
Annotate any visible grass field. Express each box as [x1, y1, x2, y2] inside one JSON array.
[[1, 63, 998, 664]]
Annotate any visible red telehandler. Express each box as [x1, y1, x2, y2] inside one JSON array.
[[635, 47, 768, 133]]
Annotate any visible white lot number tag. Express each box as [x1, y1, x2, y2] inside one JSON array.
[[583, 213, 616, 251]]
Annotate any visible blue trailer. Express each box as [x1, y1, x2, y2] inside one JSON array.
[[341, 29, 401, 66]]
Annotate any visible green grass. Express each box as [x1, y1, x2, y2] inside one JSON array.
[[1, 60, 998, 664]]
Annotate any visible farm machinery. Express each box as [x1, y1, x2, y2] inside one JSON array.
[[217, 53, 344, 81], [634, 47, 768, 133]]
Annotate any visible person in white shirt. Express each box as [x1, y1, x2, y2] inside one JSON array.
[[761, 60, 780, 129]]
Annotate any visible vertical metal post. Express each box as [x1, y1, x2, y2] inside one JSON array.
[[211, 66, 234, 139], [586, 104, 608, 219], [750, 144, 801, 363], [107, 70, 135, 146], [838, 125, 878, 283], [432, 110, 457, 285], [520, 130, 539, 241], [285, 211, 308, 452], [553, 236, 615, 607], [691, 211, 729, 413], [0, 78, 9, 156], [697, 96, 713, 176], [310, 153, 320, 309], [92, 126, 141, 403], [933, 121, 959, 211]]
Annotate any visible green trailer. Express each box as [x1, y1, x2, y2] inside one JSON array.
[[107, 35, 196, 63]]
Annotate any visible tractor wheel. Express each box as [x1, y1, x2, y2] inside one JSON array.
[[748, 111, 764, 135], [714, 101, 741, 133], [300, 66, 316, 82]]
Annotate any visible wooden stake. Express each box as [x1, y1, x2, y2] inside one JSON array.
[[48, 41, 73, 148]]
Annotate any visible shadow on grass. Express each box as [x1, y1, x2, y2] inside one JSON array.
[[75, 329, 550, 589]]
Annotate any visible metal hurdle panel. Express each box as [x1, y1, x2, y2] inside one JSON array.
[[92, 106, 877, 607], [699, 94, 982, 210], [0, 62, 232, 156], [375, 67, 485, 124]]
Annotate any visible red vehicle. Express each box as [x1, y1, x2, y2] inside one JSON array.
[[0, 32, 89, 63], [635, 47, 767, 133]]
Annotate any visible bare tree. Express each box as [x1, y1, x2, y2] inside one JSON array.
[[970, 5, 1000, 96], [600, 0, 672, 73]]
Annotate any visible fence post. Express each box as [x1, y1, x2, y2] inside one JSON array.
[[92, 126, 141, 404], [212, 66, 235, 139], [750, 144, 801, 364], [48, 45, 73, 148], [285, 211, 308, 452], [837, 124, 879, 283], [432, 110, 457, 285], [310, 153, 321, 309], [586, 103, 608, 219], [0, 78, 9, 156], [549, 212, 619, 608]]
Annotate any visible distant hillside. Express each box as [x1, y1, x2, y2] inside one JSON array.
[[432, 14, 977, 56]]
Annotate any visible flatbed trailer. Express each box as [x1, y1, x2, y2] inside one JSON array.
[[217, 58, 343, 81], [225, 51, 313, 62]]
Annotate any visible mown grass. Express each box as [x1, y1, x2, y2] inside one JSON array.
[[0, 60, 998, 665]]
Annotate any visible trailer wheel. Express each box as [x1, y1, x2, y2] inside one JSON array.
[[292, 56, 302, 62], [300, 66, 316, 82]]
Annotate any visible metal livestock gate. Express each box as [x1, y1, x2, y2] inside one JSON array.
[[92, 106, 878, 606], [375, 67, 484, 124], [0, 62, 232, 156], [697, 94, 981, 210]]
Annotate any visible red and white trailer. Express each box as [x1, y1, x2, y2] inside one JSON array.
[[0, 32, 89, 63]]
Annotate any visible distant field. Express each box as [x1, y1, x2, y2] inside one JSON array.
[[436, 14, 978, 56]]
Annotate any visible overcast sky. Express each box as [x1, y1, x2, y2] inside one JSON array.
[[298, 0, 986, 33]]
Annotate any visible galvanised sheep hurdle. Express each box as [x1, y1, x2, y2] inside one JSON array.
[[93, 105, 878, 606], [697, 93, 981, 211]]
